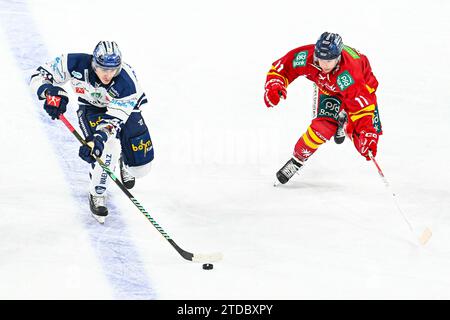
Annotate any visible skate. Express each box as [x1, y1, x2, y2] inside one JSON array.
[[89, 193, 108, 224], [275, 157, 304, 186], [334, 111, 348, 144], [120, 156, 135, 189]]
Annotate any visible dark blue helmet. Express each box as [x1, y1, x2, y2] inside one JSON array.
[[314, 32, 343, 60], [92, 41, 122, 70]]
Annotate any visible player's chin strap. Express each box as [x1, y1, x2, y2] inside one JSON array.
[[58, 114, 223, 263], [368, 151, 432, 245]]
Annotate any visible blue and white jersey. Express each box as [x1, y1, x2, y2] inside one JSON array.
[[30, 53, 148, 124]]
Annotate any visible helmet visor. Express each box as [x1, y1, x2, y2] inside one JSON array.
[[92, 59, 121, 77]]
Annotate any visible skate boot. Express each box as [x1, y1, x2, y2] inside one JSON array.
[[89, 193, 108, 224], [119, 156, 135, 190], [334, 110, 348, 144], [275, 157, 304, 185]]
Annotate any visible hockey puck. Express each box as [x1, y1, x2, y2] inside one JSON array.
[[202, 263, 213, 270]]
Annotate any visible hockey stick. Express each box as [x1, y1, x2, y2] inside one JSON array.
[[368, 151, 432, 245], [58, 114, 223, 263]]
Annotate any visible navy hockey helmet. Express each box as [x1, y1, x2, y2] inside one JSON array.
[[92, 41, 122, 73], [314, 32, 344, 60]]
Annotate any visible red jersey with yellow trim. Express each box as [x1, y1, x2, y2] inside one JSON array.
[[267, 44, 380, 134]]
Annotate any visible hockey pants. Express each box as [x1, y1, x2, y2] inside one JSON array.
[[77, 105, 154, 197]]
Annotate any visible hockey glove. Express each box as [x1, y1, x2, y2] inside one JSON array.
[[78, 131, 108, 164], [354, 129, 378, 160], [264, 78, 287, 108], [43, 86, 69, 120]]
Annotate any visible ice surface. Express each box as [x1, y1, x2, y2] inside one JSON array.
[[0, 0, 449, 299]]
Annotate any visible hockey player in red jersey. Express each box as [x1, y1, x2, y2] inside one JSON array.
[[264, 32, 383, 184]]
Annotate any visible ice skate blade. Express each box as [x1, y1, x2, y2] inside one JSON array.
[[91, 213, 106, 224]]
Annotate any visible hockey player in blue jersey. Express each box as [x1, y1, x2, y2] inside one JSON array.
[[30, 41, 154, 223]]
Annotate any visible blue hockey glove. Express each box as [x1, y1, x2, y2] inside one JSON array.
[[43, 86, 69, 120], [78, 131, 108, 164]]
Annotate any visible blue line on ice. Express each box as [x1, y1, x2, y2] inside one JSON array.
[[0, 0, 156, 300]]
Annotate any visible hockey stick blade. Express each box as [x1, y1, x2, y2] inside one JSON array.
[[418, 227, 432, 246], [192, 252, 224, 263], [169, 239, 223, 262]]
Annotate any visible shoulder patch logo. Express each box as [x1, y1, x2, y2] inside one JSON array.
[[293, 50, 308, 68], [71, 71, 82, 79], [337, 71, 354, 91]]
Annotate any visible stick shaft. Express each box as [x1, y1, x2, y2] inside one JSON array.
[[58, 114, 195, 260], [369, 152, 414, 232], [369, 152, 432, 245]]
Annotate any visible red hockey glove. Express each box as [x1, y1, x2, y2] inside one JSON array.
[[264, 78, 287, 108], [354, 130, 378, 160]]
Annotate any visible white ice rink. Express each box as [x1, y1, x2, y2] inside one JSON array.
[[0, 0, 449, 299]]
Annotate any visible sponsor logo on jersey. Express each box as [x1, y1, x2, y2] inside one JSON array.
[[110, 99, 136, 109], [317, 74, 338, 93], [317, 95, 341, 121], [75, 87, 85, 94], [293, 51, 308, 68], [319, 82, 337, 93], [91, 92, 102, 99], [71, 71, 83, 79], [337, 71, 354, 91], [89, 116, 103, 128], [77, 110, 90, 137], [51, 57, 64, 79], [373, 105, 382, 133], [132, 139, 153, 156]]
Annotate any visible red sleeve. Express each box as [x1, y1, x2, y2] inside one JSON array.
[[362, 55, 378, 93], [266, 44, 315, 87], [341, 55, 380, 135]]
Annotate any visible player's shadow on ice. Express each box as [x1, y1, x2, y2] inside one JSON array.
[[278, 181, 343, 191]]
